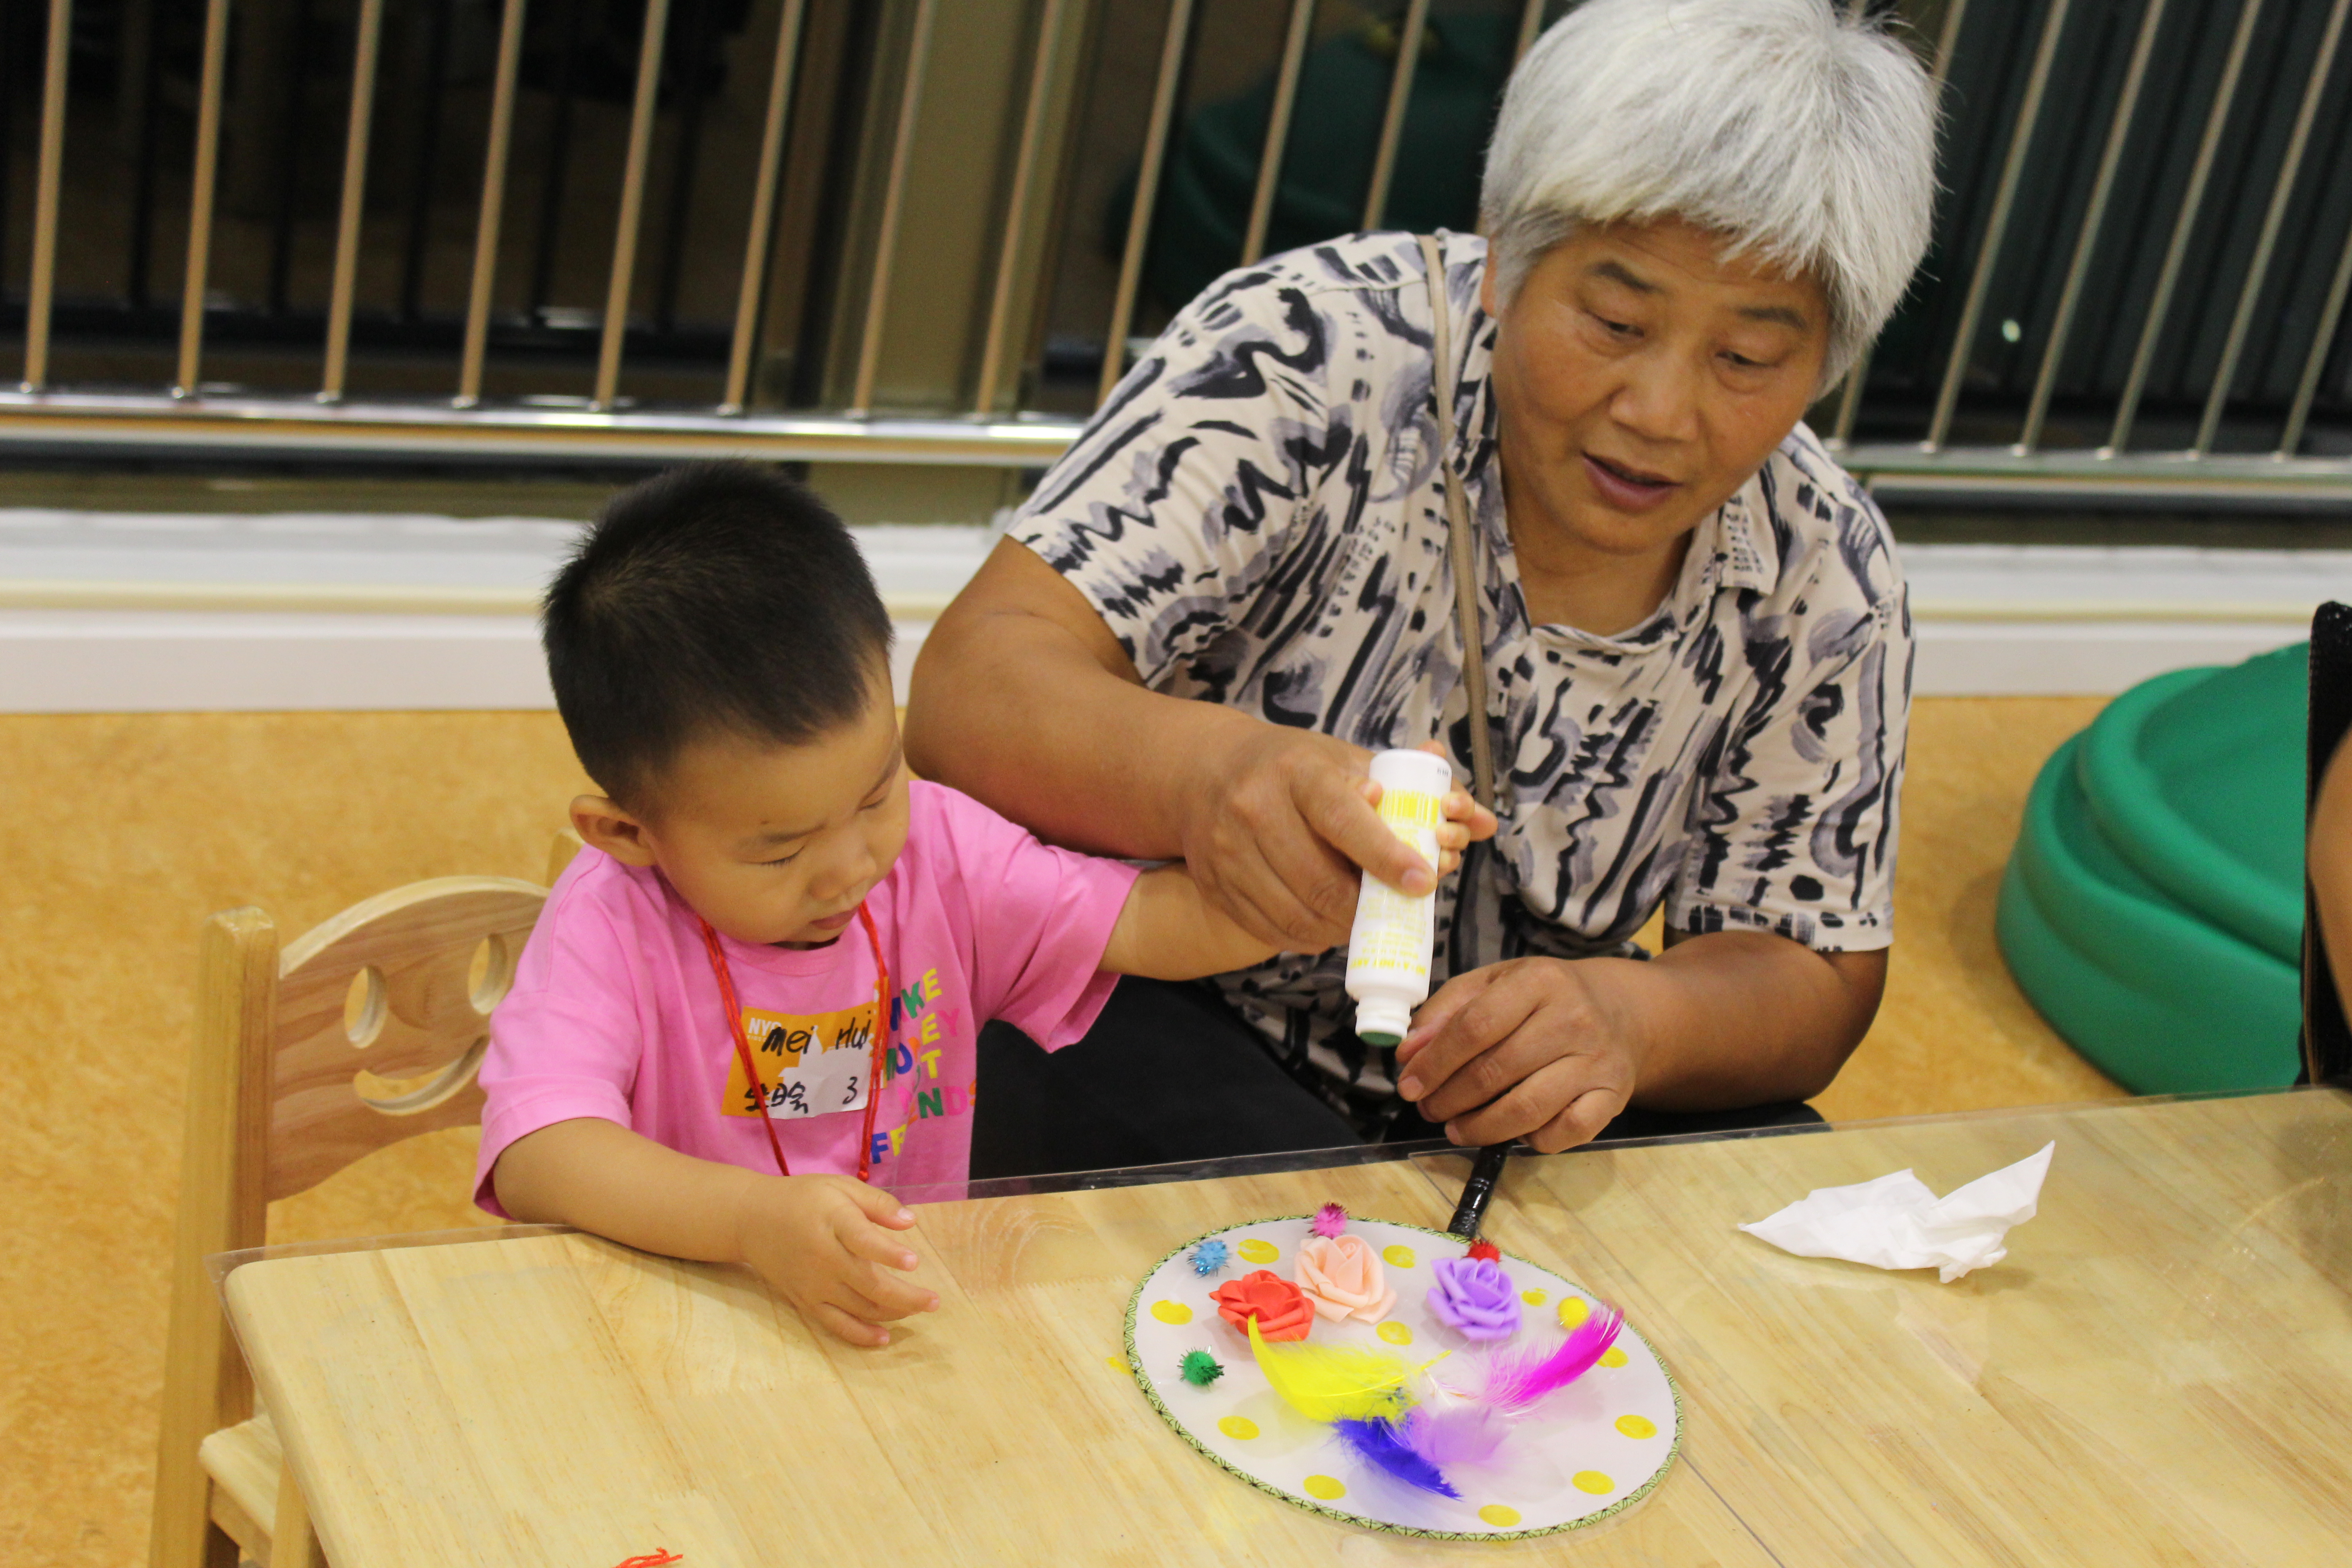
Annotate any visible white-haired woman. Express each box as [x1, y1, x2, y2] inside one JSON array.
[[910, 0, 1939, 1171]]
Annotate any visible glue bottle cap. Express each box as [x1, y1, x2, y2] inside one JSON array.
[[1356, 995, 1412, 1047]]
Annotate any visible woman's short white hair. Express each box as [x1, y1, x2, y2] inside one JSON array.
[[1480, 0, 1938, 385]]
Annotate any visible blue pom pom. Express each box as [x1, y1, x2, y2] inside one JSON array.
[[1190, 1239, 1230, 1276]]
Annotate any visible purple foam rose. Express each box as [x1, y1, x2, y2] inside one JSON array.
[[1426, 1256, 1522, 1340]]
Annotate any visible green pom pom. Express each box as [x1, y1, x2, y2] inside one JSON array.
[[1180, 1349, 1225, 1387]]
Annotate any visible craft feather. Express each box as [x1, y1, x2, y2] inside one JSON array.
[[1189, 1239, 1231, 1276], [1332, 1417, 1460, 1498], [1247, 1317, 1415, 1423], [1470, 1303, 1625, 1415], [1179, 1349, 1225, 1387], [1400, 1404, 1509, 1469], [1312, 1202, 1348, 1238]]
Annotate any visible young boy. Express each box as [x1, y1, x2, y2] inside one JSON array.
[[479, 463, 1477, 1348]]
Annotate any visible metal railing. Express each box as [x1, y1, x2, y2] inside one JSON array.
[[0, 0, 2347, 505]]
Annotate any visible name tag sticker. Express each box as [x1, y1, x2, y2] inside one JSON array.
[[722, 1003, 876, 1120]]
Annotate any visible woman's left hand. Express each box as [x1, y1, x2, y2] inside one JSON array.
[[1393, 958, 1648, 1152], [1392, 935, 1886, 1152]]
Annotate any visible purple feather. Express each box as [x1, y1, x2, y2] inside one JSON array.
[[1332, 1417, 1460, 1497], [1474, 1303, 1625, 1414]]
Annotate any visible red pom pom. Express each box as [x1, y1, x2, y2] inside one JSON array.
[[1465, 1240, 1501, 1262]]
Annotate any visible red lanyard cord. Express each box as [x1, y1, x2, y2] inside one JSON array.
[[699, 906, 893, 1184]]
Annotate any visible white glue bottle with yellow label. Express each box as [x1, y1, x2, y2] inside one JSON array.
[[1345, 748, 1455, 1046]]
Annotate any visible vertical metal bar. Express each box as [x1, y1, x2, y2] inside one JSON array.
[[2015, 0, 2168, 453], [2193, 0, 2349, 456], [400, 0, 457, 323], [457, 0, 529, 407], [1831, 0, 1971, 447], [1512, 0, 1545, 63], [20, 0, 74, 391], [590, 0, 675, 411], [845, 0, 940, 415], [1922, 0, 2073, 452], [655, 0, 721, 333], [268, 0, 317, 316], [973, 0, 1074, 414], [2106, 0, 2264, 456], [1361, 0, 1432, 230], [528, 0, 588, 320], [1098, 0, 1197, 405], [320, 0, 388, 401], [719, 0, 809, 414], [1241, 0, 1315, 266], [175, 0, 233, 397], [2280, 217, 2352, 459]]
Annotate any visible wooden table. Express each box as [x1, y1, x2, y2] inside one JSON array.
[[223, 1089, 2352, 1566]]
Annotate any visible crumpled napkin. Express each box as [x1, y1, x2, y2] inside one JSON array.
[[1738, 1142, 2053, 1282]]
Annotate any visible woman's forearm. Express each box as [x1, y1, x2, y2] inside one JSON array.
[[1630, 933, 1885, 1108], [906, 537, 1254, 859]]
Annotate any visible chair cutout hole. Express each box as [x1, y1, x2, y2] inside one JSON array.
[[343, 966, 387, 1049], [468, 933, 516, 1015], [355, 1036, 489, 1116]]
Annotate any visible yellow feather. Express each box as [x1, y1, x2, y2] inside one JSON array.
[[1248, 1317, 1416, 1423]]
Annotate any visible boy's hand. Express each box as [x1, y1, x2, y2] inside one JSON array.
[[734, 1173, 938, 1347]]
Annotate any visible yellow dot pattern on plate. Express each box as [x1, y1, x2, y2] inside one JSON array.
[[1615, 1414, 1658, 1439], [1376, 1320, 1414, 1345], [1217, 1416, 1259, 1441], [1236, 1238, 1279, 1264], [1597, 1346, 1629, 1368], [1573, 1470, 1616, 1495], [1558, 1296, 1590, 1328], [1520, 1288, 1547, 1306], [1149, 1299, 1192, 1324], [1303, 1475, 1347, 1501], [1477, 1504, 1521, 1528], [1382, 1244, 1417, 1268]]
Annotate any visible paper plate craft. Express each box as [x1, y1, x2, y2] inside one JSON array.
[[1125, 1211, 1680, 1539]]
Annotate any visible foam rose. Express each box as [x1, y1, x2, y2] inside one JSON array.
[[1426, 1255, 1522, 1340], [1294, 1234, 1397, 1323], [1211, 1269, 1315, 1341]]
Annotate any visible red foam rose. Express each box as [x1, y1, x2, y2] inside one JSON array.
[[1210, 1269, 1315, 1342]]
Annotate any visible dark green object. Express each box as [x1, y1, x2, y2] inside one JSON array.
[[1180, 1348, 1225, 1387], [1996, 644, 2307, 1094]]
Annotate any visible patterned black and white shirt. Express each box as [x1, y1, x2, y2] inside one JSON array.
[[1012, 231, 1910, 1120]]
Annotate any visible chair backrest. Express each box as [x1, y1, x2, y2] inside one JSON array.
[[152, 861, 556, 1568], [2305, 604, 2352, 1084]]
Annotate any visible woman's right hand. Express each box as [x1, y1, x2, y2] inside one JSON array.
[[1175, 726, 1492, 952]]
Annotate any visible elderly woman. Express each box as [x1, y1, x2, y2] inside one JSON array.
[[909, 0, 1938, 1172]]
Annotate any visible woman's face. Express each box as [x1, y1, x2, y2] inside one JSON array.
[[1482, 216, 1829, 560]]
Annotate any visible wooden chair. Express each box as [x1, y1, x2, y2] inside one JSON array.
[[149, 833, 583, 1568]]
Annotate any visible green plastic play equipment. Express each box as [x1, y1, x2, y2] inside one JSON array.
[[1996, 643, 2307, 1093]]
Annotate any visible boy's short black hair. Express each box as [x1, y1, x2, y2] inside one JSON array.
[[543, 461, 892, 806]]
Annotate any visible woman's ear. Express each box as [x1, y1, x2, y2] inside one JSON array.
[[571, 794, 658, 867]]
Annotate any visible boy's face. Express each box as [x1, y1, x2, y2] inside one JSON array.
[[574, 674, 913, 947]]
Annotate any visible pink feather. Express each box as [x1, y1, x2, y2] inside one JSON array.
[[1401, 1405, 1509, 1469], [1471, 1303, 1624, 1414]]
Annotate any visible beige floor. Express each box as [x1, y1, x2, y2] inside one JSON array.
[[0, 698, 2115, 1566]]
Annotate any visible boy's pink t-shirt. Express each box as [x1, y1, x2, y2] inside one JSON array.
[[474, 780, 1139, 1211]]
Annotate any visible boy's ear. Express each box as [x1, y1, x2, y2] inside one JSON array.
[[571, 794, 658, 867]]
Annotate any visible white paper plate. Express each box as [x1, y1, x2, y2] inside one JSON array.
[[1123, 1214, 1681, 1539]]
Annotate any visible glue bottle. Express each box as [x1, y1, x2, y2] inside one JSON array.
[[1344, 748, 1454, 1046]]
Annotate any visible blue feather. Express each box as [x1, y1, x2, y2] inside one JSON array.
[[1331, 1417, 1460, 1498]]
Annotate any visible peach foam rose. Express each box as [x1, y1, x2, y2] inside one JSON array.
[[1293, 1234, 1397, 1323]]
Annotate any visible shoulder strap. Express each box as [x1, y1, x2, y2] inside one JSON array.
[[1417, 233, 1497, 813]]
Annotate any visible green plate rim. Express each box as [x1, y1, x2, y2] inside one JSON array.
[[1119, 1213, 1685, 1542]]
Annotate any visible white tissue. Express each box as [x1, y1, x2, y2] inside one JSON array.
[[1738, 1142, 2053, 1283]]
